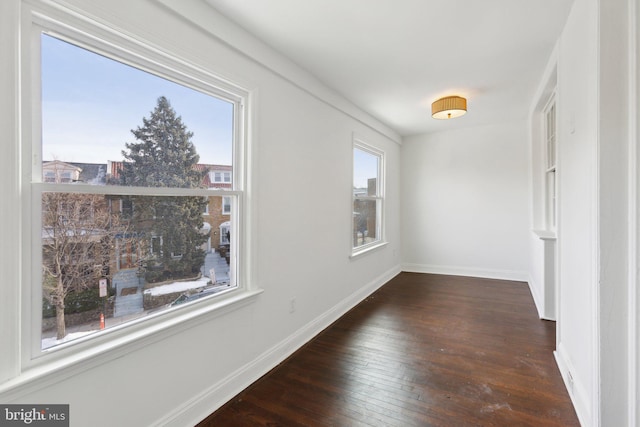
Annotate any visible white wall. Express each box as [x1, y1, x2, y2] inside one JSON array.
[[540, 0, 636, 425], [0, 0, 21, 387], [3, 1, 637, 426], [635, 0, 640, 421], [401, 122, 530, 281], [0, 1, 401, 425], [597, 0, 632, 424], [552, 1, 599, 423], [527, 57, 558, 321]]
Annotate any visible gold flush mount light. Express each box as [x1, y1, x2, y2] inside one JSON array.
[[431, 96, 467, 120]]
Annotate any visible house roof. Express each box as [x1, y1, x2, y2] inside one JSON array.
[[106, 160, 232, 189], [43, 160, 108, 184]]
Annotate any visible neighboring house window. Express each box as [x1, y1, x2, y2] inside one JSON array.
[[150, 236, 163, 256], [352, 139, 384, 255], [27, 12, 248, 356], [202, 197, 210, 215], [544, 97, 556, 231], [120, 197, 133, 219], [222, 196, 231, 215], [60, 171, 72, 182], [211, 171, 231, 183], [220, 222, 231, 245]]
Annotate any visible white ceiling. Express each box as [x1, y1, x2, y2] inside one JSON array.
[[203, 0, 574, 137]]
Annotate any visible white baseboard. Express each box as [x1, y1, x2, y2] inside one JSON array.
[[555, 343, 591, 427], [527, 274, 547, 320], [156, 264, 402, 427], [401, 263, 529, 283]]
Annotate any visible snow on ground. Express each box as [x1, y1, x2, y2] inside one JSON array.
[[42, 330, 98, 349], [42, 277, 214, 348], [143, 276, 210, 296]]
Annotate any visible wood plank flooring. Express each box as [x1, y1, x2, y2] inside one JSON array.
[[197, 273, 579, 426]]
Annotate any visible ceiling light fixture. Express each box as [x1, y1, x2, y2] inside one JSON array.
[[431, 96, 467, 120]]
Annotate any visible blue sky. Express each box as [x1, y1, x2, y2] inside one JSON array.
[[41, 34, 233, 165], [41, 34, 379, 187], [353, 147, 378, 189]]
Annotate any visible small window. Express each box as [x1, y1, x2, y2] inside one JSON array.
[[59, 171, 72, 182], [222, 196, 231, 215], [352, 140, 384, 255], [211, 171, 231, 184], [120, 197, 133, 219], [202, 197, 210, 215], [220, 221, 231, 245], [150, 236, 163, 256]]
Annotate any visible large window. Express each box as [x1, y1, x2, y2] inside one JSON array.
[[352, 140, 384, 255], [30, 23, 246, 354]]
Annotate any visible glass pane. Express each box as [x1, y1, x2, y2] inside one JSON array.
[[41, 192, 235, 349], [222, 196, 232, 214], [546, 102, 556, 169], [41, 34, 234, 187], [353, 199, 378, 247], [546, 171, 556, 230], [353, 148, 379, 196]]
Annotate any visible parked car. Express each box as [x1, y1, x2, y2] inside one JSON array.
[[169, 286, 226, 307]]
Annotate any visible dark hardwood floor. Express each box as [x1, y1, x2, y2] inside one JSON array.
[[197, 273, 579, 426]]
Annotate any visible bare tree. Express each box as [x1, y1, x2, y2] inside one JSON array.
[[42, 192, 127, 340]]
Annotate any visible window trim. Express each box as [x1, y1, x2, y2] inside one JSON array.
[[222, 195, 232, 215], [351, 137, 385, 258], [543, 93, 557, 232], [211, 171, 232, 183], [16, 2, 256, 375], [220, 221, 231, 245], [202, 196, 210, 215]]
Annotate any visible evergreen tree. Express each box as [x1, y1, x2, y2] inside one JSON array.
[[120, 96, 204, 188], [120, 96, 208, 281]]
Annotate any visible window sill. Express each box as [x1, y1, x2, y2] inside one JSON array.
[[533, 229, 557, 241], [350, 241, 388, 259], [0, 288, 263, 400]]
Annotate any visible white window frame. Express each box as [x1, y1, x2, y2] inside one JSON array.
[[220, 221, 231, 245], [544, 94, 557, 231], [15, 3, 259, 375], [222, 196, 232, 215], [351, 137, 385, 257], [211, 171, 231, 184], [202, 197, 210, 215], [150, 235, 163, 256]]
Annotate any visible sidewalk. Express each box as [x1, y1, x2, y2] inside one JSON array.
[[42, 250, 231, 349], [202, 250, 230, 284]]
